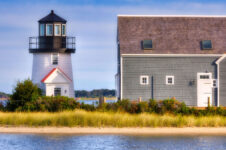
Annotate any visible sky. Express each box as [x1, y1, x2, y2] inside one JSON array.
[[1, 0, 226, 94]]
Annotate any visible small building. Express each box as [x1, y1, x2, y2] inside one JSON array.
[[116, 15, 226, 107], [29, 10, 75, 98]]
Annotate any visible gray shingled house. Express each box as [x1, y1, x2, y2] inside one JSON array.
[[116, 15, 226, 107]]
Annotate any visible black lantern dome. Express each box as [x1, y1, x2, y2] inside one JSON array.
[[39, 10, 67, 23], [29, 10, 75, 53]]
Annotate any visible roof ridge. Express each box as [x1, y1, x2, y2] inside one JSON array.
[[117, 15, 226, 18]]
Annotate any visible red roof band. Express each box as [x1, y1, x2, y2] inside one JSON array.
[[41, 67, 72, 83]]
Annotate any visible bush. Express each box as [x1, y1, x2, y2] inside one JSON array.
[[178, 102, 191, 115], [7, 79, 42, 111], [80, 102, 96, 111], [137, 101, 149, 113], [149, 99, 159, 113], [14, 96, 80, 112]]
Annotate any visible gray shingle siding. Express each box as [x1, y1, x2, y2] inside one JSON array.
[[122, 56, 219, 106], [219, 58, 226, 106]]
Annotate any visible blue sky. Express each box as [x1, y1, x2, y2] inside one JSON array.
[[1, 0, 226, 94]]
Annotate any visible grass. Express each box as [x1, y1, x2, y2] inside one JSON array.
[[0, 110, 225, 127]]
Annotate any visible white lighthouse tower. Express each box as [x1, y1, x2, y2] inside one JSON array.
[[29, 10, 75, 98]]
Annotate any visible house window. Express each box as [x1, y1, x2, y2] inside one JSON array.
[[52, 54, 58, 65], [213, 79, 217, 88], [142, 40, 153, 50], [62, 24, 66, 36], [200, 75, 210, 79], [46, 24, 53, 36], [54, 24, 61, 36], [54, 88, 61, 96], [140, 75, 149, 85], [166, 76, 174, 85], [201, 40, 212, 50], [39, 24, 45, 36]]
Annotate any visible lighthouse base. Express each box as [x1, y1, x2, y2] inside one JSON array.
[[40, 68, 74, 98]]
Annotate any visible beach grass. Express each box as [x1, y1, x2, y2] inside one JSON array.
[[0, 110, 225, 127]]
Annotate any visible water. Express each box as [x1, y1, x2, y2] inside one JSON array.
[[78, 99, 117, 106], [0, 99, 117, 107], [0, 134, 225, 150], [0, 100, 8, 107]]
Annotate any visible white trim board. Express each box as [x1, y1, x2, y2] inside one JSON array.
[[122, 54, 222, 57], [215, 54, 226, 106], [120, 57, 123, 100], [118, 15, 226, 18]]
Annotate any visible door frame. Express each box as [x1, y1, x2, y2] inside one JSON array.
[[197, 72, 213, 107]]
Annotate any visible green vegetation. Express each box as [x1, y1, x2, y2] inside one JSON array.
[[0, 110, 225, 127], [97, 99, 226, 116], [7, 79, 42, 111], [1, 79, 225, 117], [75, 89, 115, 98], [0, 79, 225, 127]]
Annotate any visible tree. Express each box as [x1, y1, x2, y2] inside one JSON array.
[[75, 89, 116, 97], [7, 79, 42, 110]]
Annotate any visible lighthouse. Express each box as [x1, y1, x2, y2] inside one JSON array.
[[29, 10, 75, 98]]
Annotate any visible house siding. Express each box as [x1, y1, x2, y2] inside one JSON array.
[[219, 58, 226, 106], [122, 56, 219, 106]]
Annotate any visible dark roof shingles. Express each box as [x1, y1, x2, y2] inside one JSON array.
[[39, 10, 66, 23], [118, 16, 226, 54]]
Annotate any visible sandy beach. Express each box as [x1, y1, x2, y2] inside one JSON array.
[[0, 127, 226, 135]]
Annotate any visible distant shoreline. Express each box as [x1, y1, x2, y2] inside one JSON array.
[[0, 127, 226, 135]]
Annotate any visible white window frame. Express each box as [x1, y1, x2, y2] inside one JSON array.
[[62, 24, 66, 36], [54, 87, 61, 96], [51, 53, 59, 65], [54, 24, 61, 36], [140, 75, 149, 85], [39, 24, 45, 36], [46, 24, 53, 36], [166, 76, 174, 85]]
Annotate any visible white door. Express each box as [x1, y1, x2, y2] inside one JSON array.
[[197, 73, 213, 107]]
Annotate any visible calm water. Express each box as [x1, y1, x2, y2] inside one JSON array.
[[78, 100, 117, 106], [0, 134, 225, 150], [0, 100, 117, 107]]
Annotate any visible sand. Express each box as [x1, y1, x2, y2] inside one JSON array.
[[0, 127, 226, 135]]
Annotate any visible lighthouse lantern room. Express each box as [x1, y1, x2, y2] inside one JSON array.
[[29, 10, 75, 98]]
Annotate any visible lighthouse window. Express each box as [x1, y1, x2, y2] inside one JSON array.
[[39, 24, 45, 36], [52, 54, 58, 65], [46, 24, 53, 36], [62, 24, 66, 36], [54, 24, 61, 36]]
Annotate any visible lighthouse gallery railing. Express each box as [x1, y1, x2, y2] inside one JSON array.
[[29, 36, 76, 51]]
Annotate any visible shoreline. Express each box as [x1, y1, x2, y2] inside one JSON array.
[[0, 127, 226, 135]]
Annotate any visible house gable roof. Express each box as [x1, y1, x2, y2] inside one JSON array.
[[41, 68, 72, 83], [117, 16, 226, 54]]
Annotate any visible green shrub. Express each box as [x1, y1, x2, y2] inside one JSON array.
[[149, 99, 159, 113], [14, 96, 80, 112], [216, 106, 226, 116], [178, 102, 191, 115], [7, 79, 42, 111], [80, 102, 96, 111], [137, 101, 149, 113]]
